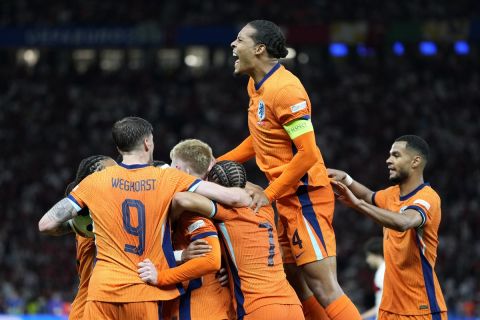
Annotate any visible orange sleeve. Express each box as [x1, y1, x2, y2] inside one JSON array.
[[372, 188, 388, 208], [264, 131, 319, 201], [273, 85, 310, 125], [217, 135, 255, 163], [157, 236, 221, 287]]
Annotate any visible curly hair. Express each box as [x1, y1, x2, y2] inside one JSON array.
[[74, 155, 111, 183], [207, 160, 247, 188], [64, 155, 112, 217], [248, 20, 288, 59]]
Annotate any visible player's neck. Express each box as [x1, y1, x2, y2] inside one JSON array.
[[121, 153, 150, 166], [399, 174, 425, 197], [251, 60, 279, 84]]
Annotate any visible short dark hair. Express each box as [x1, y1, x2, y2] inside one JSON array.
[[112, 117, 153, 152], [395, 135, 430, 163], [207, 160, 247, 188], [248, 20, 288, 59], [363, 237, 383, 256]]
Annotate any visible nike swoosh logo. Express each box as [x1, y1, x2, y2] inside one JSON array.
[[295, 252, 304, 259]]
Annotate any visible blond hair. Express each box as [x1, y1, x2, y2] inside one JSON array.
[[170, 139, 214, 176]]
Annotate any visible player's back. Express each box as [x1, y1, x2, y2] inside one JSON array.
[[246, 64, 329, 197], [69, 163, 199, 302], [213, 204, 300, 318], [373, 183, 447, 315]]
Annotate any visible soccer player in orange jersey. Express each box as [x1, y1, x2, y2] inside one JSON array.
[[38, 117, 252, 320], [65, 155, 116, 320], [139, 160, 304, 320], [328, 135, 447, 320], [160, 139, 232, 320], [218, 20, 361, 320]]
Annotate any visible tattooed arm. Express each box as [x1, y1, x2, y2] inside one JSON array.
[[39, 198, 78, 236]]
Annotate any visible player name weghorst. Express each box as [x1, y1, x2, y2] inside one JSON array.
[[111, 178, 156, 192]]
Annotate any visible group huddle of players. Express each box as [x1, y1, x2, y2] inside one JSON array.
[[39, 19, 447, 320]]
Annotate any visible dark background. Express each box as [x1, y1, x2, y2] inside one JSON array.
[[0, 0, 479, 317]]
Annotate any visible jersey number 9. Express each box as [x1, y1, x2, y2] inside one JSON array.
[[122, 199, 146, 255]]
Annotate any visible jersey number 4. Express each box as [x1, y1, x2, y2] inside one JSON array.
[[122, 199, 145, 255]]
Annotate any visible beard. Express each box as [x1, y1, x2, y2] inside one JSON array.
[[388, 169, 408, 184]]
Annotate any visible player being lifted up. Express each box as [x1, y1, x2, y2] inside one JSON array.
[[139, 160, 304, 320], [218, 19, 361, 320], [38, 116, 252, 320], [328, 135, 447, 320]]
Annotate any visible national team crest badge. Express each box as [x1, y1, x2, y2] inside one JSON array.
[[257, 100, 265, 121]]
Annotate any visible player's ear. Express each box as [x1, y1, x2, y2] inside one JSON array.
[[255, 43, 266, 55], [144, 136, 153, 151], [411, 155, 422, 169]]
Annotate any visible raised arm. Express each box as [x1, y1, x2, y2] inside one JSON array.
[[264, 131, 319, 202], [333, 181, 423, 231], [194, 180, 251, 207], [38, 198, 79, 235], [217, 135, 255, 163], [328, 168, 375, 204]]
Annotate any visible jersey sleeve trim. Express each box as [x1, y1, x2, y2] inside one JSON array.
[[191, 232, 218, 241], [209, 201, 218, 218], [371, 192, 377, 206], [405, 205, 427, 228], [67, 195, 83, 211], [187, 179, 202, 192], [283, 118, 314, 140]]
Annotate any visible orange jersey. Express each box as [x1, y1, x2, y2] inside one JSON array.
[[68, 163, 200, 303], [212, 204, 301, 318], [372, 183, 447, 315], [164, 213, 231, 320], [247, 63, 329, 196], [69, 234, 95, 320]]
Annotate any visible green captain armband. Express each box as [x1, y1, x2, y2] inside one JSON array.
[[283, 118, 314, 140]]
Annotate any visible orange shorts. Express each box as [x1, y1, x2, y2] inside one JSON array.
[[276, 184, 335, 266], [83, 300, 162, 320], [244, 304, 304, 320], [378, 310, 448, 320]]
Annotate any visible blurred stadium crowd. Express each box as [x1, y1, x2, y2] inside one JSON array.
[[0, 0, 479, 318]]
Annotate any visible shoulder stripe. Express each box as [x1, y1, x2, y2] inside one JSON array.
[[415, 233, 442, 313]]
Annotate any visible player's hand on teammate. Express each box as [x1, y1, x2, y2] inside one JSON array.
[[216, 267, 229, 287], [249, 190, 270, 213], [245, 182, 270, 212], [138, 258, 158, 285], [330, 180, 361, 208], [182, 239, 212, 263]]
